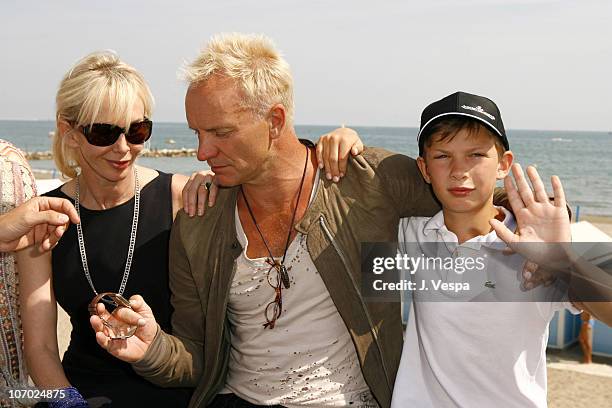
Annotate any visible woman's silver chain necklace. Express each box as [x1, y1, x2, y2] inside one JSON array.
[[75, 168, 140, 296]]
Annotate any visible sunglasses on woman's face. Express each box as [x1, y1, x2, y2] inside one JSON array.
[[79, 118, 153, 147]]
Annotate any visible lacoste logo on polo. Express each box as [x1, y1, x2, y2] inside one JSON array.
[[461, 105, 496, 121]]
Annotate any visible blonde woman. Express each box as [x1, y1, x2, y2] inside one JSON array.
[[17, 52, 206, 407]]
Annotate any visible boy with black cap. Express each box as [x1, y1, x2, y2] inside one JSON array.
[[390, 91, 580, 407]]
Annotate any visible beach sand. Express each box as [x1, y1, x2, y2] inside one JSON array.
[[581, 215, 612, 237], [547, 347, 612, 408], [31, 169, 60, 180], [548, 368, 612, 408]]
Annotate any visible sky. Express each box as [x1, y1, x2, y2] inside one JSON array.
[[1, 0, 610, 131]]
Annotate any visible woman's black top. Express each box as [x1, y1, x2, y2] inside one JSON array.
[[44, 171, 192, 407]]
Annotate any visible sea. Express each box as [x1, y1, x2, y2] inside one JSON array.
[[1, 120, 611, 217]]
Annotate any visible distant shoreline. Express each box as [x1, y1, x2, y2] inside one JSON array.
[[25, 148, 196, 161]]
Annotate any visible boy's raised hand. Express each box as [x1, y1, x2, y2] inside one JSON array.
[[316, 127, 364, 182], [490, 163, 571, 268]]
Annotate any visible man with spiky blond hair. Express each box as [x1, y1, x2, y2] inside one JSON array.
[[91, 32, 443, 408]]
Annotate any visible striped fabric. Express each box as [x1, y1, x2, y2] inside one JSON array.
[[0, 140, 36, 407]]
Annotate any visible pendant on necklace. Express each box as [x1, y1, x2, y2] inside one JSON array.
[[88, 292, 138, 340], [279, 264, 291, 289]]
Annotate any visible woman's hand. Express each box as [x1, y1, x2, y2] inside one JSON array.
[[182, 170, 218, 217]]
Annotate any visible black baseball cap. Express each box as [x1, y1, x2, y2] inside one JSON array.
[[417, 91, 509, 156]]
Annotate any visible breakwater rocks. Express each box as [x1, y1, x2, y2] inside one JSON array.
[[25, 148, 197, 160], [25, 151, 53, 160]]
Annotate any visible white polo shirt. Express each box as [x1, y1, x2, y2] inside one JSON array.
[[391, 208, 579, 408]]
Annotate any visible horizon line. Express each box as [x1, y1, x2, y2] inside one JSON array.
[[0, 119, 609, 134]]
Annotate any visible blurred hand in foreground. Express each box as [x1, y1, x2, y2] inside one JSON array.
[[0, 196, 80, 252]]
